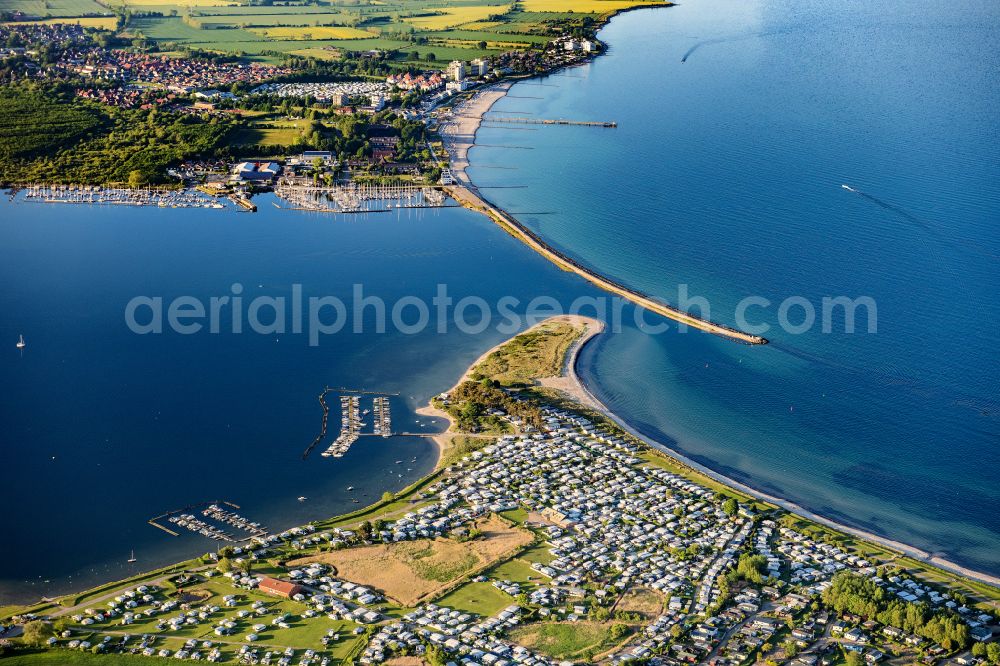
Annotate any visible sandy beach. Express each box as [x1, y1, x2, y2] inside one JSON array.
[[438, 81, 513, 187]]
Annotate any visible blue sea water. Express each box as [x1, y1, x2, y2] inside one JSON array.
[[2, 0, 999, 605], [469, 0, 1000, 572], [0, 197, 598, 603]]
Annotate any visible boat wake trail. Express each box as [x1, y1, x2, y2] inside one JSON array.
[[681, 31, 783, 62], [841, 184, 930, 230], [841, 184, 999, 260], [681, 42, 709, 62]]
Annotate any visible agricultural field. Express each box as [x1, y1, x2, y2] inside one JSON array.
[[516, 0, 659, 11], [104, 0, 241, 7], [402, 4, 510, 30], [0, 0, 671, 62], [423, 28, 551, 45], [0, 15, 117, 27], [0, 0, 108, 17], [187, 11, 355, 27], [249, 25, 376, 39]]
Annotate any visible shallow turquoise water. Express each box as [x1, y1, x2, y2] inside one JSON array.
[[468, 0, 1000, 572]]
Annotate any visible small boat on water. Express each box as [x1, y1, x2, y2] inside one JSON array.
[[346, 486, 355, 491], [297, 496, 308, 502], [128, 549, 137, 564], [16, 334, 25, 350]]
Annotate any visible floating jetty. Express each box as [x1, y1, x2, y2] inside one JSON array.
[[322, 395, 361, 458], [202, 503, 267, 537], [304, 388, 397, 459], [446, 184, 768, 345], [22, 184, 226, 209], [373, 396, 392, 437], [149, 501, 264, 542]]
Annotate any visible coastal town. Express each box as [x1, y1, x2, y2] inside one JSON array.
[[2, 319, 997, 666], [0, 15, 603, 193]]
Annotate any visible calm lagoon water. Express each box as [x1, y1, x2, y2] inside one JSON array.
[[470, 0, 1000, 573], [0, 196, 598, 603]]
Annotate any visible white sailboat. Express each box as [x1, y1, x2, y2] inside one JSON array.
[[16, 334, 25, 350], [128, 549, 137, 564]]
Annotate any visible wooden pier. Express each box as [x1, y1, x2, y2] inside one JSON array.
[[486, 116, 617, 128]]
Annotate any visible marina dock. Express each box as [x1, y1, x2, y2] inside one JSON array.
[[275, 183, 446, 213], [148, 501, 266, 542], [21, 184, 227, 209], [303, 388, 396, 459]]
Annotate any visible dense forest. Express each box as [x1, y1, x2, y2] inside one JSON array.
[[0, 83, 235, 186]]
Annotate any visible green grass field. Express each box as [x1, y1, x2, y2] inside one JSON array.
[[508, 621, 619, 659], [487, 555, 540, 586], [0, 0, 108, 17], [434, 581, 514, 616], [248, 25, 376, 39], [0, 651, 180, 665]]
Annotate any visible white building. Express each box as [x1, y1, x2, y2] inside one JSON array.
[[447, 60, 466, 81], [469, 58, 487, 76]]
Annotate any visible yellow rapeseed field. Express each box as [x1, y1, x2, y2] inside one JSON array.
[[403, 4, 507, 30], [2, 16, 117, 27], [517, 0, 662, 13]]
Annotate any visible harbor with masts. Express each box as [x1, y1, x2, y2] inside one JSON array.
[[373, 396, 392, 437], [302, 388, 398, 459], [322, 395, 361, 458], [149, 501, 266, 543], [21, 184, 227, 208], [274, 182, 447, 213]]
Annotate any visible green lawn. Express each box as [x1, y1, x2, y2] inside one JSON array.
[[0, 651, 180, 665], [487, 556, 541, 587], [435, 581, 513, 617], [518, 542, 557, 566], [508, 621, 618, 659]]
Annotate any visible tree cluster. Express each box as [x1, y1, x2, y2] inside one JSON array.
[[822, 572, 970, 649]]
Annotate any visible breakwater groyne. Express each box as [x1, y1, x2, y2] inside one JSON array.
[[446, 184, 769, 345]]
